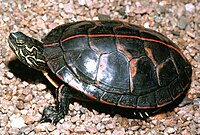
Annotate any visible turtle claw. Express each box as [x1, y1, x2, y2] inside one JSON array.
[[40, 106, 65, 125], [40, 85, 71, 124]]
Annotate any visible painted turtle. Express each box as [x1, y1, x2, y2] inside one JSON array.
[[8, 21, 192, 124]]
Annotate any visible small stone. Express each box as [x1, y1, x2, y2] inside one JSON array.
[[22, 88, 31, 95], [0, 114, 8, 127], [177, 16, 188, 29], [74, 126, 86, 134], [63, 3, 75, 14], [35, 123, 50, 132], [18, 95, 26, 102], [22, 115, 39, 125], [129, 126, 140, 131], [8, 128, 19, 135], [71, 115, 80, 123], [20, 125, 35, 134], [24, 94, 33, 102], [185, 3, 195, 13], [61, 122, 73, 129], [37, 83, 46, 91], [3, 16, 10, 22], [105, 130, 112, 135], [6, 72, 14, 79], [51, 129, 61, 134], [22, 81, 29, 87], [163, 119, 176, 127], [92, 115, 101, 124], [153, 113, 166, 120], [181, 129, 190, 135], [159, 124, 165, 131], [112, 127, 125, 135], [96, 123, 105, 130], [85, 0, 93, 7], [194, 55, 200, 63], [78, 0, 86, 5], [47, 124, 56, 132], [120, 117, 128, 127], [10, 117, 26, 128], [118, 7, 126, 16], [16, 100, 25, 110], [176, 5, 186, 18], [181, 121, 190, 127], [87, 125, 97, 133], [193, 116, 200, 123], [164, 127, 176, 134], [41, 15, 48, 21], [101, 117, 110, 124], [127, 130, 134, 135], [59, 3, 64, 9], [98, 14, 111, 21], [36, 19, 46, 29], [151, 119, 158, 125], [105, 123, 115, 129], [5, 90, 13, 101]]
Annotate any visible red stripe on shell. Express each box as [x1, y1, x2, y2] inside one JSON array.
[[44, 34, 186, 60]]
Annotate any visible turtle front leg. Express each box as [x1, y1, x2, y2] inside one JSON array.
[[40, 84, 72, 124]]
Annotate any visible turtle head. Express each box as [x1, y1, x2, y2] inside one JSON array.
[[8, 32, 47, 71]]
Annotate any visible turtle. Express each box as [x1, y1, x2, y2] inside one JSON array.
[[8, 20, 192, 124]]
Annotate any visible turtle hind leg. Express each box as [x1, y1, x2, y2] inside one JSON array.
[[40, 84, 72, 125]]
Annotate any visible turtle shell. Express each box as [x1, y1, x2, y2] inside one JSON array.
[[42, 21, 192, 110]]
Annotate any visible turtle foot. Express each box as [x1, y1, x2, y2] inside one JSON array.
[[40, 106, 65, 125]]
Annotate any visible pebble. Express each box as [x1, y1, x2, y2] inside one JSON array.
[[64, 3, 75, 14], [87, 125, 98, 133], [24, 94, 33, 102], [112, 127, 125, 135], [164, 127, 176, 134], [51, 129, 60, 134], [96, 123, 105, 130], [16, 100, 25, 110], [20, 125, 35, 134], [92, 115, 101, 124], [78, 0, 86, 5], [128, 125, 140, 131], [120, 117, 128, 127], [105, 123, 115, 129], [177, 16, 188, 29], [98, 14, 111, 20], [5, 91, 13, 101], [71, 115, 80, 123], [74, 126, 86, 134], [185, 3, 195, 13], [0, 114, 9, 127], [22, 115, 39, 125], [6, 72, 14, 79], [35, 123, 50, 133], [36, 83, 47, 91], [105, 130, 112, 135], [102, 117, 111, 124], [8, 128, 19, 135], [10, 117, 26, 128], [194, 55, 200, 63]]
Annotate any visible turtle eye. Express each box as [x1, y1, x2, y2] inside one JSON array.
[[16, 39, 25, 46]]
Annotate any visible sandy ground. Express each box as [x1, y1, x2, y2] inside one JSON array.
[[0, 0, 199, 134]]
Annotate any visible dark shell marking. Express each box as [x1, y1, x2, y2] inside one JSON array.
[[43, 21, 192, 110]]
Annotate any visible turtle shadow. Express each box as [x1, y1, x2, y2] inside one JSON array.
[[7, 59, 45, 83], [71, 90, 189, 120], [7, 58, 55, 94], [7, 59, 144, 119], [7, 59, 190, 120]]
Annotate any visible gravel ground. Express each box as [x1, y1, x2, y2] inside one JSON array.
[[0, 0, 199, 135]]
